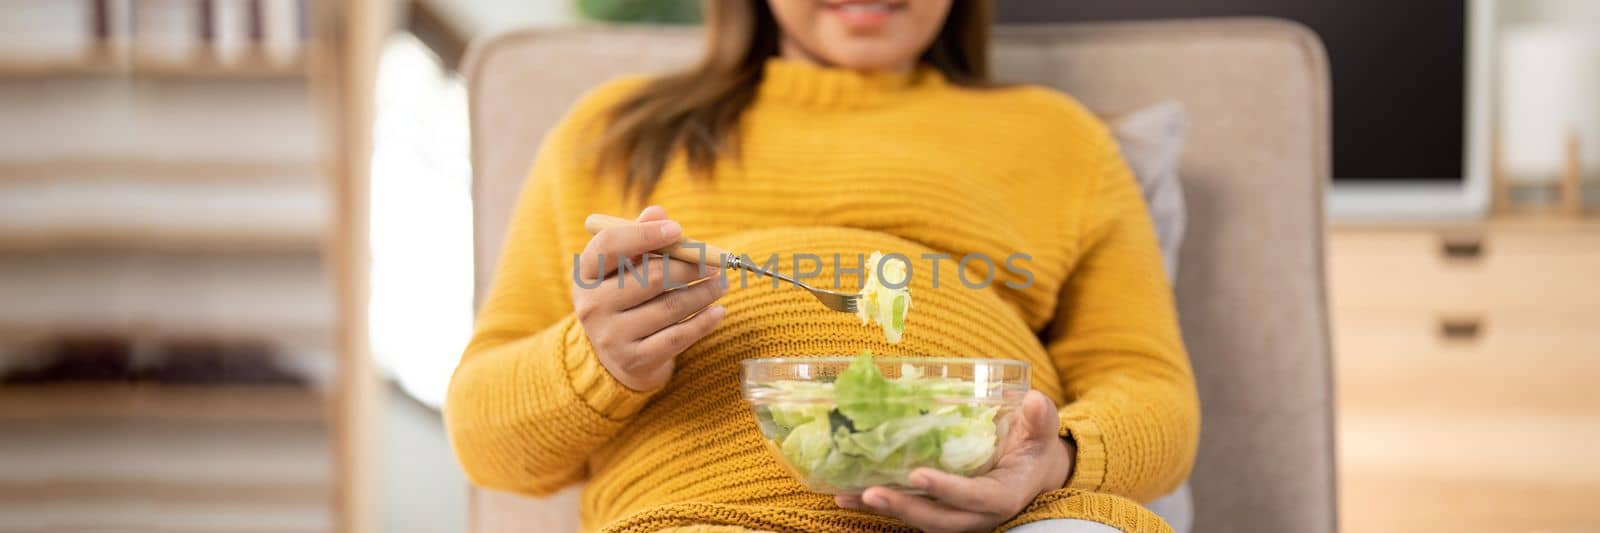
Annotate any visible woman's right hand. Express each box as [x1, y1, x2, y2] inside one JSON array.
[[573, 206, 727, 391]]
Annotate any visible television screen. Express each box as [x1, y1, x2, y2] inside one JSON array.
[[998, 0, 1467, 182]]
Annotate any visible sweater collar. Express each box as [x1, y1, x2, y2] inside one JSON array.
[[757, 57, 944, 108]]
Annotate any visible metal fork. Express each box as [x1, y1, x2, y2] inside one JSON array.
[[584, 214, 860, 313]]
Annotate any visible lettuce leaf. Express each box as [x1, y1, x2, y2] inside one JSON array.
[[835, 352, 930, 431], [765, 381, 833, 430], [780, 417, 834, 475], [857, 251, 911, 344]]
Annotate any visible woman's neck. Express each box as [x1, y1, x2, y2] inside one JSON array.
[[778, 36, 915, 74]]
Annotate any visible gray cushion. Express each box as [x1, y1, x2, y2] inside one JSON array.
[[1110, 101, 1188, 282]]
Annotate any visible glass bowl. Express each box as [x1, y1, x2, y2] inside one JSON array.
[[741, 355, 1030, 495]]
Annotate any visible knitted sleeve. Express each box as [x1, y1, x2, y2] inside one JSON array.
[[1045, 129, 1201, 503], [444, 78, 654, 496]]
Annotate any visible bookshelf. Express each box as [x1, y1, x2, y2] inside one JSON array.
[[0, 0, 388, 531]]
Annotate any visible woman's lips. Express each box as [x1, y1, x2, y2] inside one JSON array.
[[824, 1, 902, 32]]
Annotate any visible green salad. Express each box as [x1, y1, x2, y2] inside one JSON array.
[[754, 352, 1001, 491], [856, 251, 911, 344]]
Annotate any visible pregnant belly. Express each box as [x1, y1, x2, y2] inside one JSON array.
[[577, 226, 1056, 525], [704, 226, 1049, 364]]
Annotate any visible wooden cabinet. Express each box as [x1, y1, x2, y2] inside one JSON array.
[[1330, 222, 1600, 313], [1328, 218, 1600, 533]]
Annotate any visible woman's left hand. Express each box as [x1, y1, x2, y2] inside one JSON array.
[[836, 390, 1075, 533]]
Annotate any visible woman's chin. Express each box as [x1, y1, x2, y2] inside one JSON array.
[[813, 46, 920, 73]]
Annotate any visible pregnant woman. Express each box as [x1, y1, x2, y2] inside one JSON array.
[[445, 1, 1198, 532]]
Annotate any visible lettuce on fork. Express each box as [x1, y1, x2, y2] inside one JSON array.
[[856, 252, 911, 344], [761, 352, 1000, 491]]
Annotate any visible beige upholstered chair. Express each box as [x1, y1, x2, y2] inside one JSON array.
[[464, 19, 1335, 533]]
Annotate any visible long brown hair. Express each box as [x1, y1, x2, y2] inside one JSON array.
[[594, 0, 994, 203]]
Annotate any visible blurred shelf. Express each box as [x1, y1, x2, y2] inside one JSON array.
[[0, 57, 122, 77], [0, 177, 327, 253], [0, 401, 331, 532], [0, 322, 332, 346], [0, 227, 324, 254], [0, 478, 330, 533], [131, 53, 309, 80], [0, 76, 322, 166], [0, 48, 309, 80], [0, 159, 321, 183], [0, 384, 323, 422], [0, 252, 334, 343], [0, 478, 326, 507]]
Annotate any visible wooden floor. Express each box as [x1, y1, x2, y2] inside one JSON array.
[[1334, 330, 1600, 532]]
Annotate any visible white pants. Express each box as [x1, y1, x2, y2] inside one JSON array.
[[1008, 484, 1192, 533]]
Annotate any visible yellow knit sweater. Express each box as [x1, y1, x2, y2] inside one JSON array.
[[446, 59, 1199, 533]]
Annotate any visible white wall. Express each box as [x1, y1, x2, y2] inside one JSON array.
[[418, 0, 577, 42], [1499, 0, 1600, 26], [1495, 0, 1600, 178]]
